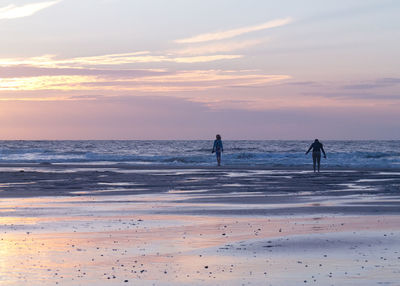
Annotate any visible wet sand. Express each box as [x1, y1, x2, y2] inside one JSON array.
[[0, 164, 400, 285]]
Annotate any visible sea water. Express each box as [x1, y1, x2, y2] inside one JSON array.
[[0, 140, 399, 168]]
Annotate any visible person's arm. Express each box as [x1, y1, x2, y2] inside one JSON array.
[[305, 144, 313, 154], [221, 141, 224, 152], [212, 140, 216, 153], [321, 145, 327, 158]]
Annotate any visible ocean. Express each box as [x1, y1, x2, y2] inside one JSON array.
[[0, 140, 399, 168]]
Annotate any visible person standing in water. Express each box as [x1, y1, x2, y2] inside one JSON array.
[[212, 134, 224, 166], [305, 139, 327, 173]]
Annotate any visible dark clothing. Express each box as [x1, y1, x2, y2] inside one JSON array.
[[312, 151, 321, 162], [213, 139, 223, 153], [212, 139, 223, 166], [307, 142, 326, 156], [306, 140, 326, 172]]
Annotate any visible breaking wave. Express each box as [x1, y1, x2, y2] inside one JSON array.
[[0, 140, 399, 168]]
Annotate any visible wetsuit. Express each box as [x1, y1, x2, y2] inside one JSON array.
[[309, 141, 325, 158], [213, 139, 223, 158], [306, 141, 326, 172]]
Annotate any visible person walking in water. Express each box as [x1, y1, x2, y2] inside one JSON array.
[[305, 139, 326, 173], [212, 134, 224, 166]]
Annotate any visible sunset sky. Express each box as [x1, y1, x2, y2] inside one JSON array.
[[0, 0, 399, 139]]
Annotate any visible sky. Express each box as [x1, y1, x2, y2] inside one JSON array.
[[0, 0, 399, 139]]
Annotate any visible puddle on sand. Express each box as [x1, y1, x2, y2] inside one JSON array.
[[168, 189, 210, 194], [356, 178, 396, 183], [98, 182, 141, 186], [222, 183, 246, 187], [378, 172, 400, 176], [112, 169, 211, 175], [335, 183, 377, 191], [69, 188, 149, 195], [0, 182, 36, 187]]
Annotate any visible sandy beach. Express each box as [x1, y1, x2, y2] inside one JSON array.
[[2, 0, 399, 284], [1, 164, 400, 285]]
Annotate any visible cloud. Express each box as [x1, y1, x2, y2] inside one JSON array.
[[175, 17, 292, 44], [301, 91, 400, 101], [0, 52, 242, 67], [0, 1, 60, 20], [173, 54, 242, 63], [71, 53, 242, 65], [285, 81, 316, 86], [343, 78, 400, 90], [0, 69, 290, 93], [174, 39, 265, 56], [66, 52, 242, 66], [0, 65, 169, 78]]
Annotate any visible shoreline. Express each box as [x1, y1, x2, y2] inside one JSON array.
[[0, 164, 399, 216], [1, 162, 400, 171]]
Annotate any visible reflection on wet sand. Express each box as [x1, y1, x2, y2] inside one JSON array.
[[0, 192, 400, 285], [0, 166, 400, 285]]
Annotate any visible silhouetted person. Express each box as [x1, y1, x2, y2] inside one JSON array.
[[212, 134, 223, 166], [306, 139, 326, 173]]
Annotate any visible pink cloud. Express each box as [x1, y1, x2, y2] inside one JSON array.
[[0, 65, 169, 78]]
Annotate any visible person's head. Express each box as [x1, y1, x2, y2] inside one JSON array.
[[216, 134, 221, 140], [314, 139, 319, 143]]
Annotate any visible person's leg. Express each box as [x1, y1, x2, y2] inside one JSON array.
[[312, 153, 317, 172], [216, 152, 221, 166], [317, 154, 321, 172]]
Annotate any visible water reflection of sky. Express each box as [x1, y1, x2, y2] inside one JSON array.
[[0, 188, 399, 285], [0, 196, 398, 286]]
